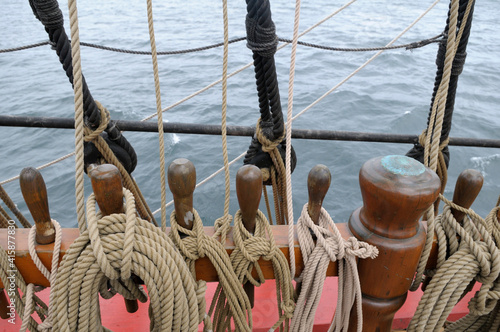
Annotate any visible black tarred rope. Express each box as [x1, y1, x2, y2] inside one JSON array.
[[244, 0, 296, 172], [407, 0, 475, 167], [28, 0, 138, 174]]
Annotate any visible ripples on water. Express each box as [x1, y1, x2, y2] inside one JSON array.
[[0, 0, 499, 227]]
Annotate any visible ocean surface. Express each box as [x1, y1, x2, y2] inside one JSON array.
[[0, 0, 499, 228]]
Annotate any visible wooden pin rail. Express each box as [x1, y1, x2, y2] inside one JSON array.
[[0, 225, 344, 288]]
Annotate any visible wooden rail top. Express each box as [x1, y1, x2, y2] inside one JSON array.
[[0, 224, 351, 288]]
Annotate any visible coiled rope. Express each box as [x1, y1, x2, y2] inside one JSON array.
[[407, 196, 500, 332], [50, 188, 202, 331], [212, 209, 295, 331], [169, 209, 252, 331], [291, 205, 378, 332]]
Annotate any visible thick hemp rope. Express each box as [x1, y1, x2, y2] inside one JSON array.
[[211, 209, 295, 331], [410, 0, 466, 292], [169, 209, 252, 332], [51, 188, 202, 331], [291, 205, 378, 332], [408, 197, 500, 332]]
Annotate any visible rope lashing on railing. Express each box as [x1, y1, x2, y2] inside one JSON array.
[[169, 208, 251, 331], [49, 188, 202, 331], [212, 209, 295, 332], [28, 0, 137, 175], [291, 205, 378, 332], [407, 196, 500, 332]]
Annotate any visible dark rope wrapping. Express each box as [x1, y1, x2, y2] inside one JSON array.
[[245, 0, 284, 139], [28, 0, 137, 174], [407, 0, 475, 167]]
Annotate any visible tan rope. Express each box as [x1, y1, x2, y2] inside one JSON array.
[[51, 188, 201, 331], [67, 0, 86, 232], [18, 219, 63, 331], [212, 209, 296, 331], [169, 209, 252, 331], [84, 102, 157, 226], [411, 0, 468, 291], [408, 196, 500, 332], [212, 0, 232, 244], [145, 0, 168, 231], [292, 205, 378, 332], [0, 185, 31, 228], [0, 245, 49, 331]]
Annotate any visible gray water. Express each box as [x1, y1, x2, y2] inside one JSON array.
[[0, 0, 499, 228]]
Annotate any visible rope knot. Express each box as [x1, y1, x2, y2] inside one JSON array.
[[84, 100, 110, 142], [256, 119, 285, 153]]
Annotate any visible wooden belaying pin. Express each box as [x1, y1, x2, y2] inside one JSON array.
[[89, 164, 139, 314], [19, 167, 55, 244], [307, 164, 331, 225], [347, 155, 441, 332], [168, 158, 196, 231], [426, 169, 483, 271], [0, 289, 9, 319], [236, 164, 263, 308]]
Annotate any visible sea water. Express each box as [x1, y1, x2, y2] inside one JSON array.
[[0, 0, 499, 228]]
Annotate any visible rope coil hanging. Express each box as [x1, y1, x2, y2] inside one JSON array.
[[212, 209, 296, 331], [291, 205, 378, 332], [50, 188, 202, 331], [408, 197, 500, 332]]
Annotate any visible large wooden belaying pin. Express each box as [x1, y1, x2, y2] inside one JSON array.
[[89, 164, 139, 314], [347, 155, 440, 332], [19, 167, 55, 244]]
